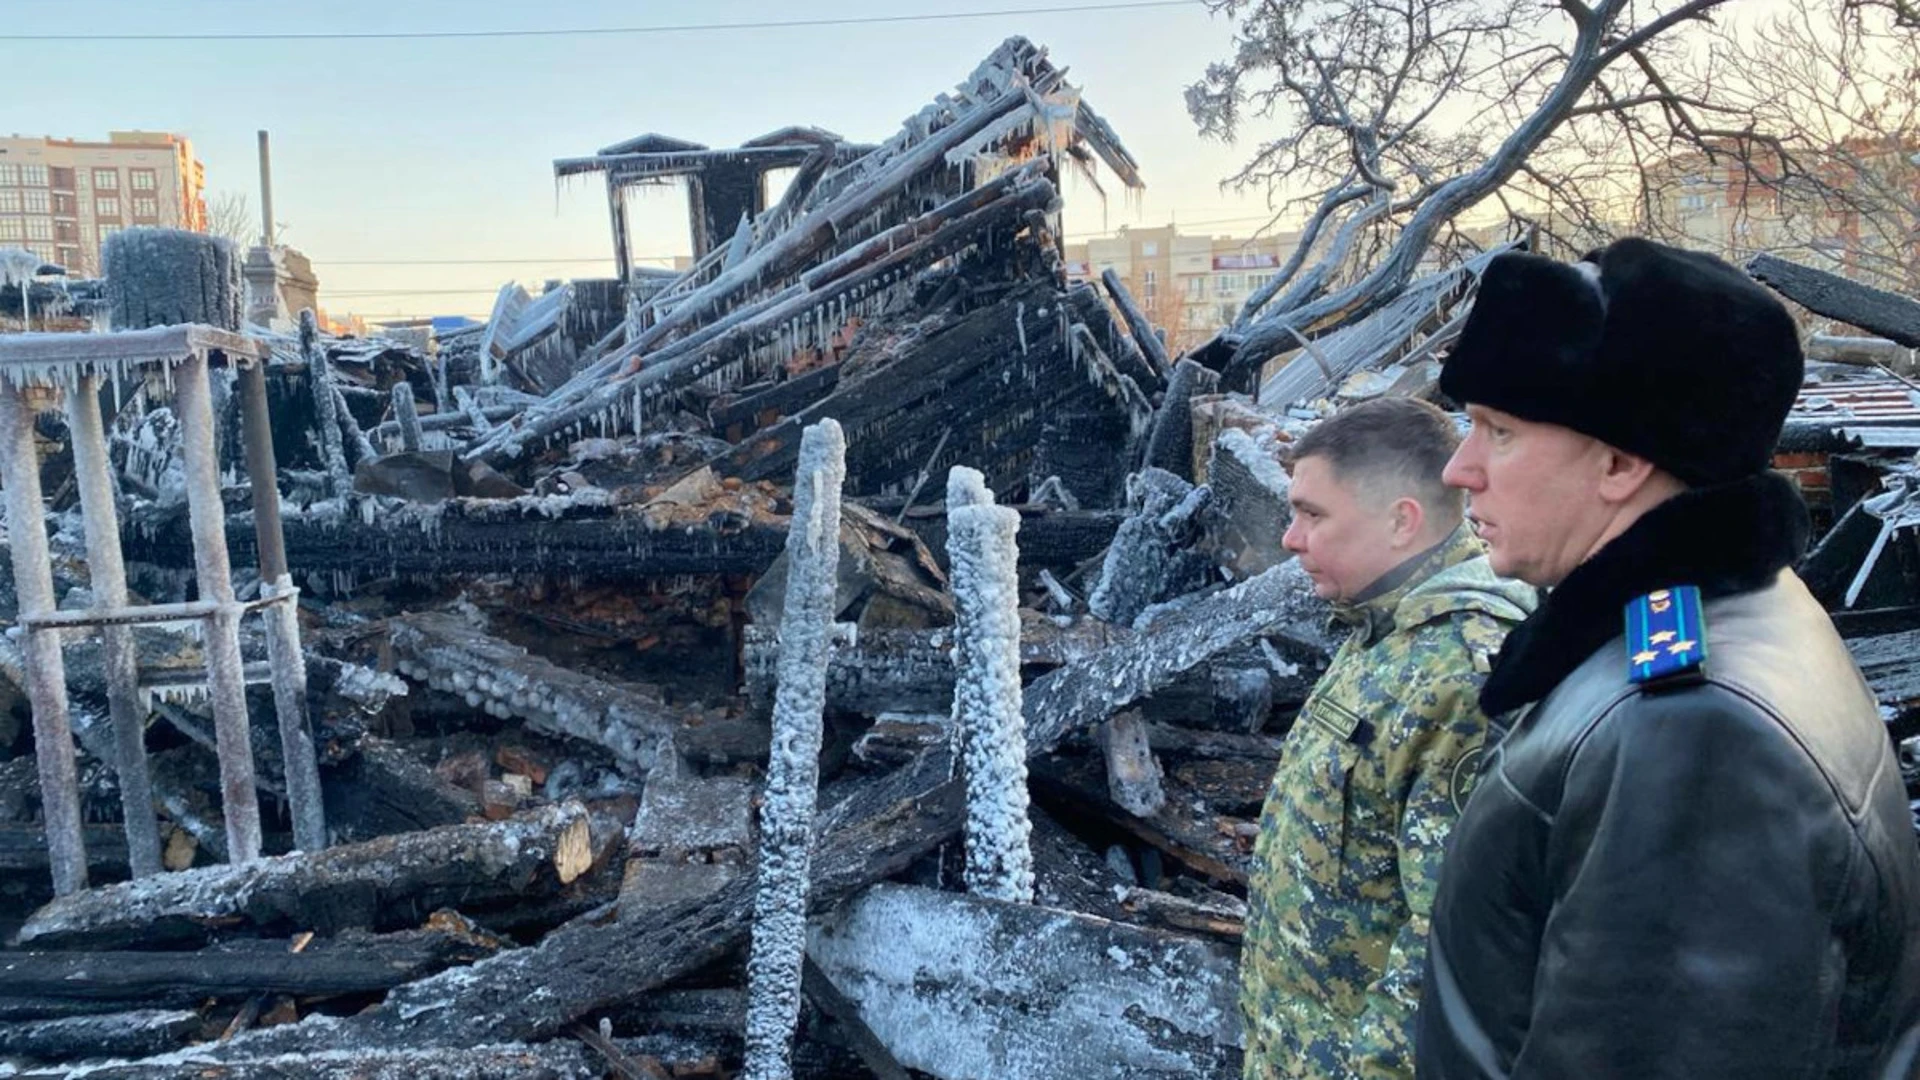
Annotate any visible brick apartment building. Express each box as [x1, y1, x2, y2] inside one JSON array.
[[0, 131, 208, 276], [1064, 224, 1305, 355]]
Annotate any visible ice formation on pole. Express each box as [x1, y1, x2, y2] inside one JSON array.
[[742, 418, 846, 1080], [66, 372, 164, 878], [0, 381, 87, 895], [173, 351, 263, 864], [945, 466, 1035, 903]]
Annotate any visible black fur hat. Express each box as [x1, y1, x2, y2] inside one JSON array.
[[1439, 238, 1804, 487]]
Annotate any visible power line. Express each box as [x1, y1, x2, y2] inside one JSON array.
[[0, 1, 1197, 42]]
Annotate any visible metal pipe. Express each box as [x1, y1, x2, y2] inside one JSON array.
[[174, 350, 262, 863], [0, 379, 87, 894], [239, 358, 325, 853], [65, 373, 163, 879]]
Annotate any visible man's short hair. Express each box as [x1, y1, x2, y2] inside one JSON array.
[[1287, 397, 1465, 521]]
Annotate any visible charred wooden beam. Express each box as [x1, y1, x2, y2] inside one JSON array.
[[121, 501, 791, 581], [1142, 359, 1221, 481], [1101, 267, 1174, 378], [0, 929, 497, 1009], [0, 1008, 201, 1064], [15, 801, 596, 950], [1747, 254, 1920, 348], [390, 612, 676, 774], [7, 1042, 604, 1079], [743, 613, 1126, 718]]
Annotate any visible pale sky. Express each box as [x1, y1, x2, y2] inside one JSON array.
[[2, 0, 1291, 319]]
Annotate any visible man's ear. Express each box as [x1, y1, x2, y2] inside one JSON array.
[[1391, 495, 1427, 548], [1596, 445, 1662, 505]]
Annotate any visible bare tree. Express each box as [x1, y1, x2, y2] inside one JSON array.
[[1680, 3, 1920, 295], [1186, 0, 1740, 392], [204, 191, 257, 248]]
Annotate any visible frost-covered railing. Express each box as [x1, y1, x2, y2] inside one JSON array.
[[0, 324, 323, 896]]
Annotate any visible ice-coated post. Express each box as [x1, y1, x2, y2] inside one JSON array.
[[945, 466, 1034, 903], [742, 418, 846, 1080], [391, 381, 423, 453], [302, 310, 351, 496], [65, 374, 163, 879], [0, 379, 87, 895], [175, 350, 262, 863], [239, 358, 325, 854]]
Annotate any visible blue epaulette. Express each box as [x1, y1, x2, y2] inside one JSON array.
[[1624, 585, 1708, 685]]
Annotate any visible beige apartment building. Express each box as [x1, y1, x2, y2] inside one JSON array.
[[0, 131, 208, 276], [1065, 224, 1303, 354]]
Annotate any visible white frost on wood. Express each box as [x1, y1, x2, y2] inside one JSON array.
[[944, 467, 1033, 904], [806, 884, 1242, 1079], [1213, 427, 1291, 501], [743, 418, 847, 1080]]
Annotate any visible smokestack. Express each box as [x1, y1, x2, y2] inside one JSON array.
[[257, 130, 275, 249]]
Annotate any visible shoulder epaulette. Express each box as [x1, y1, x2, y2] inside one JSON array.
[[1624, 585, 1707, 685]]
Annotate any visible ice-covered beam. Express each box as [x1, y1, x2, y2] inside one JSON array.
[[0, 379, 87, 896], [389, 611, 676, 775], [174, 348, 263, 864], [1101, 268, 1173, 378], [302, 310, 352, 496], [744, 419, 847, 1080], [65, 372, 164, 879], [390, 381, 423, 452], [238, 356, 325, 855], [945, 467, 1033, 903], [807, 884, 1241, 1079]]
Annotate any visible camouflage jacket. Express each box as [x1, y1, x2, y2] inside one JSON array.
[[1241, 525, 1536, 1080]]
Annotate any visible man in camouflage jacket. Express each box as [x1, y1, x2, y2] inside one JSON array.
[[1241, 398, 1535, 1080]]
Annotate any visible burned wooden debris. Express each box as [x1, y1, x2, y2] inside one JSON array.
[[12, 43, 1920, 1080]]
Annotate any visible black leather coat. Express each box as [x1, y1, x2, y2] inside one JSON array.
[[1417, 474, 1920, 1079]]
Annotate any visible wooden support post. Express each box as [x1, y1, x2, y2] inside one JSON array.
[[0, 378, 87, 896], [743, 419, 847, 1080], [391, 381, 423, 452], [174, 350, 262, 864], [945, 467, 1034, 903], [65, 373, 163, 880], [239, 357, 325, 854]]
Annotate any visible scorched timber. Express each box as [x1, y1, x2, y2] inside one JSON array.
[[14, 802, 595, 950], [188, 559, 1330, 1056], [389, 611, 675, 774], [121, 501, 790, 579], [806, 884, 1242, 1080], [7, 1042, 604, 1080], [0, 929, 496, 1009], [714, 281, 1141, 499], [1747, 254, 1920, 348]]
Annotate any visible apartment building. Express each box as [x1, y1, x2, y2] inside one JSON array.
[[0, 131, 208, 276], [1065, 223, 1302, 354]]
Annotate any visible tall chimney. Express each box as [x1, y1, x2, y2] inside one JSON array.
[[256, 130, 275, 249]]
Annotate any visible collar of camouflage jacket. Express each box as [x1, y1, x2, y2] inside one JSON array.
[[1480, 470, 1810, 715], [1331, 523, 1511, 645]]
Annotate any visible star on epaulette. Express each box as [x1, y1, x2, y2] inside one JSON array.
[[1625, 585, 1708, 685]]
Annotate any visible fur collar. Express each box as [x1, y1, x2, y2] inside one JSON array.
[[1480, 471, 1810, 715]]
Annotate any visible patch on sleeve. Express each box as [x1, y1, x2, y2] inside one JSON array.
[[1624, 585, 1707, 684], [1449, 745, 1486, 815]]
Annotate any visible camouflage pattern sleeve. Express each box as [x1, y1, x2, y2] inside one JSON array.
[[1347, 642, 1491, 1080]]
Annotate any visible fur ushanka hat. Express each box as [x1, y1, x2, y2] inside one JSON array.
[[1439, 238, 1804, 487]]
